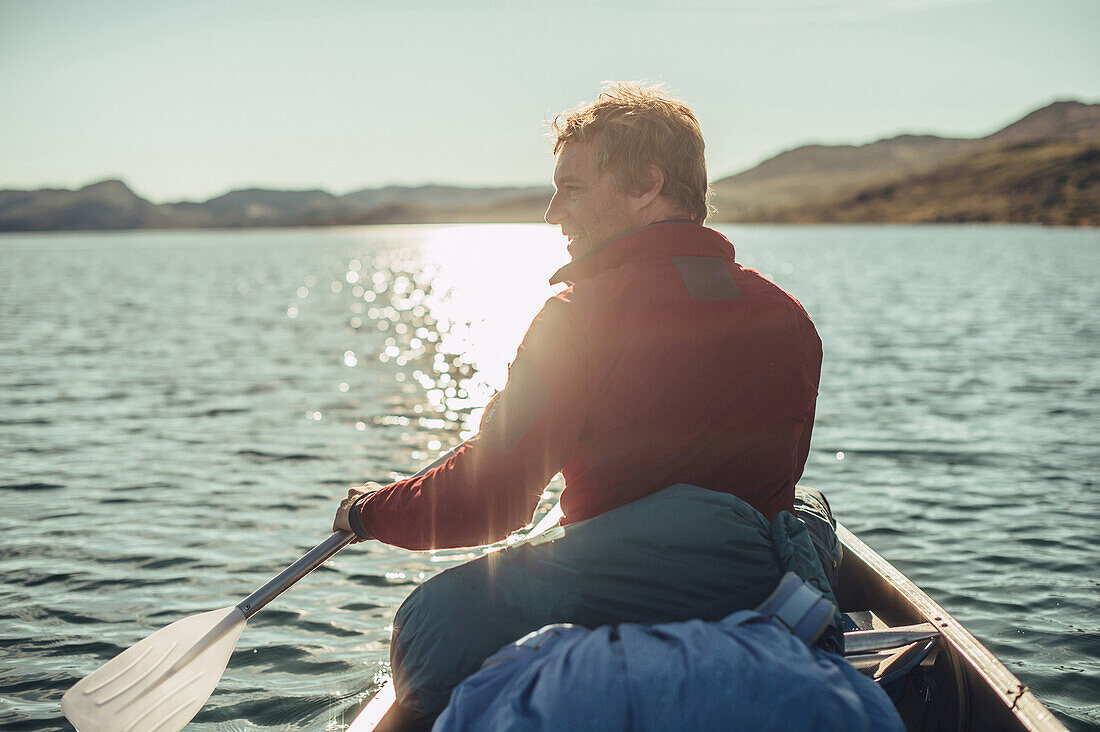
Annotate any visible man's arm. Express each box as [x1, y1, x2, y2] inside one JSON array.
[[341, 294, 587, 550]]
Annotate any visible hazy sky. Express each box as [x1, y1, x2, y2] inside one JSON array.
[[1, 0, 1097, 202]]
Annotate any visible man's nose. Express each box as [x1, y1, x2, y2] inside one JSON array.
[[544, 191, 565, 225]]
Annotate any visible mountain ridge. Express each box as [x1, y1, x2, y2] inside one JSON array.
[[1, 100, 1096, 231]]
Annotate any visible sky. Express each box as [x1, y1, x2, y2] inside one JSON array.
[[1, 0, 1097, 203]]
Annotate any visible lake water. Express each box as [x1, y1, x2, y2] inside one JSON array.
[[1, 224, 1097, 730]]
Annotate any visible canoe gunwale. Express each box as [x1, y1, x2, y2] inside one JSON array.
[[835, 521, 1065, 731]]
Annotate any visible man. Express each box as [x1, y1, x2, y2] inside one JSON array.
[[334, 82, 840, 721]]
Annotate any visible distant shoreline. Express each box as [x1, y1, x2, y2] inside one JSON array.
[[3, 101, 1097, 231], [3, 221, 1091, 239]]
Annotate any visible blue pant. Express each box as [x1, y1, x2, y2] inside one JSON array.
[[390, 484, 841, 718]]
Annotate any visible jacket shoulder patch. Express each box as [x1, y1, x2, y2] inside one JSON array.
[[672, 256, 741, 301]]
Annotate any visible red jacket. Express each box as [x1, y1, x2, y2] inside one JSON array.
[[358, 222, 822, 549]]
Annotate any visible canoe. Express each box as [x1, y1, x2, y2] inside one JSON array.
[[348, 515, 1065, 731]]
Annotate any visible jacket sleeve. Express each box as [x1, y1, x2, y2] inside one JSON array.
[[357, 294, 587, 549]]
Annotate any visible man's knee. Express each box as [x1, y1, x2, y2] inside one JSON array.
[[390, 554, 545, 718], [390, 563, 492, 716]]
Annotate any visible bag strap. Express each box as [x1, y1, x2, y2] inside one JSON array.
[[754, 572, 836, 646]]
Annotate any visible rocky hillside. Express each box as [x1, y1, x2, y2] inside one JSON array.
[[754, 140, 1099, 226], [0, 180, 173, 230], [709, 100, 1100, 224]]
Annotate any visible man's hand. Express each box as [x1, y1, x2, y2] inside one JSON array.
[[333, 483, 382, 541]]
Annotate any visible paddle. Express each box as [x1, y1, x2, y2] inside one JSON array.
[[62, 449, 459, 732], [61, 529, 356, 731]]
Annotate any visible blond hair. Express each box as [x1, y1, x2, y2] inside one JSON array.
[[551, 82, 710, 223]]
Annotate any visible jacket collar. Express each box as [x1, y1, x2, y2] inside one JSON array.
[[549, 221, 736, 286]]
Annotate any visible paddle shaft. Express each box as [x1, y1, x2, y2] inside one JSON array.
[[236, 445, 462, 620], [237, 530, 356, 618]]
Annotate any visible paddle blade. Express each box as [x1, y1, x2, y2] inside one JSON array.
[[63, 606, 246, 732]]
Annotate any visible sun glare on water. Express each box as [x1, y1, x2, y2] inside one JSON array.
[[337, 224, 568, 449], [417, 224, 568, 381]]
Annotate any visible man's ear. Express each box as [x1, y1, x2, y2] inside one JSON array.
[[632, 165, 665, 211]]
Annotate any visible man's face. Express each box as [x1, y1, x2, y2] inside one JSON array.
[[544, 142, 641, 260]]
